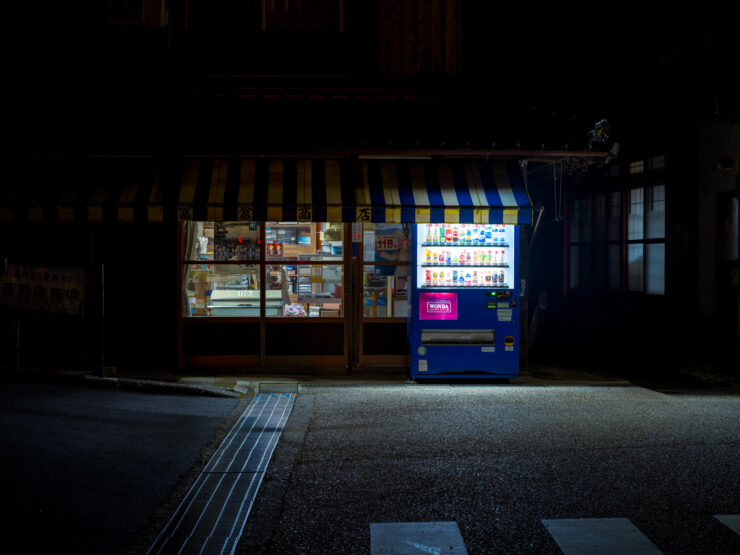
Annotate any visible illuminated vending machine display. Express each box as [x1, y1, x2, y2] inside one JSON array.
[[409, 223, 520, 378]]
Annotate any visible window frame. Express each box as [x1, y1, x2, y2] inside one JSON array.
[[567, 186, 623, 293], [625, 182, 666, 295], [567, 158, 668, 296], [180, 221, 348, 320], [359, 222, 411, 320]]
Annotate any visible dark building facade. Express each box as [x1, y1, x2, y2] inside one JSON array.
[[2, 3, 736, 374]]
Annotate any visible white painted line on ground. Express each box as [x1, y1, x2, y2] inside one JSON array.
[[542, 518, 662, 555], [370, 522, 467, 555], [714, 514, 740, 536]]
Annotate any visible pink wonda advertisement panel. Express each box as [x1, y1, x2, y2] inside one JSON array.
[[419, 292, 458, 320]]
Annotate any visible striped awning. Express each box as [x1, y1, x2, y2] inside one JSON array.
[[1, 158, 533, 225]]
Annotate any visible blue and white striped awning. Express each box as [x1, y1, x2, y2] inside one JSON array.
[[1, 158, 533, 225], [176, 158, 532, 224]]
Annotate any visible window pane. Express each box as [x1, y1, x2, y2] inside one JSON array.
[[362, 223, 410, 263], [728, 197, 739, 261], [266, 264, 343, 317], [183, 264, 260, 317], [608, 244, 621, 291], [569, 246, 579, 290], [609, 165, 622, 178], [646, 184, 665, 239], [182, 221, 260, 261], [595, 194, 606, 241], [648, 155, 665, 170], [570, 201, 581, 242], [363, 266, 409, 318], [608, 191, 621, 241], [628, 244, 644, 291], [628, 188, 644, 240], [265, 222, 343, 261], [645, 243, 665, 294], [579, 245, 591, 289], [579, 199, 592, 243], [629, 160, 644, 174], [593, 245, 606, 291]]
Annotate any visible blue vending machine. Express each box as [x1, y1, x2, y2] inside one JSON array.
[[409, 222, 520, 379]]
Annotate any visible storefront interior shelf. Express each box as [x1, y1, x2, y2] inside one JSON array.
[[421, 264, 509, 268], [297, 296, 342, 304]]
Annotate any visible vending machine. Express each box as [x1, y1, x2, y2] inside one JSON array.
[[409, 222, 520, 378]]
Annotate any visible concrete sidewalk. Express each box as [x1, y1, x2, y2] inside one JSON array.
[[107, 364, 632, 397], [0, 364, 644, 398]]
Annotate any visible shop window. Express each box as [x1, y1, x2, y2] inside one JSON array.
[[182, 222, 260, 262], [361, 223, 409, 318], [266, 264, 343, 317], [181, 221, 345, 318], [182, 221, 263, 318], [265, 222, 343, 261], [183, 264, 260, 317], [264, 221, 344, 318]]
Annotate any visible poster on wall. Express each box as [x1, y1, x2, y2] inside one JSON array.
[[0, 264, 86, 316], [374, 224, 408, 263]]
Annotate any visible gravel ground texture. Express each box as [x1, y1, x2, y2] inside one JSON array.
[[238, 385, 740, 555]]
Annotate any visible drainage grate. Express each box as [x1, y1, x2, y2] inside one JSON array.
[[148, 393, 295, 555]]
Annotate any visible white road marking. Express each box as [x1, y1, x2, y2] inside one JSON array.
[[403, 540, 441, 554], [370, 522, 467, 554], [714, 514, 740, 536], [542, 518, 662, 555]]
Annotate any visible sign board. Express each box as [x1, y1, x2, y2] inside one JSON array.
[[0, 264, 86, 316], [374, 224, 408, 262], [419, 292, 457, 320]]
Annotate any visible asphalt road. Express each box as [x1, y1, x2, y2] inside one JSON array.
[[0, 378, 241, 554], [239, 385, 740, 554]]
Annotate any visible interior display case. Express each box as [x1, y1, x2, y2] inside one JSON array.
[[183, 264, 260, 317], [182, 221, 344, 318], [416, 223, 514, 289]]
